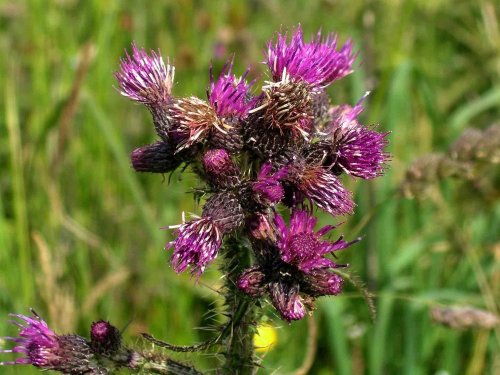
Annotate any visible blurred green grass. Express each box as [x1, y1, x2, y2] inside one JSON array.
[[0, 0, 499, 374]]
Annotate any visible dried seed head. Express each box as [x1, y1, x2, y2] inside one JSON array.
[[169, 96, 224, 150], [476, 124, 500, 163], [449, 128, 483, 161], [400, 153, 472, 198], [431, 306, 499, 330]]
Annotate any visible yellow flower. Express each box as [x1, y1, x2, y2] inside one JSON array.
[[253, 324, 278, 352]]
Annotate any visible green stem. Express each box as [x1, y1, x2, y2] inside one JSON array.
[[135, 354, 203, 375], [220, 237, 257, 375]]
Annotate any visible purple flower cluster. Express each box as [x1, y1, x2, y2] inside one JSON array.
[[116, 25, 389, 321]]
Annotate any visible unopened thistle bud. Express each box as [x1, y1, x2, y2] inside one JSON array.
[[90, 321, 122, 357], [131, 141, 185, 173], [247, 213, 276, 241], [268, 283, 307, 321], [237, 266, 266, 297], [202, 149, 241, 188], [252, 163, 288, 205]]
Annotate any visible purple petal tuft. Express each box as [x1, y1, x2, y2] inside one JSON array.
[[115, 43, 174, 105], [266, 25, 356, 88], [209, 60, 256, 118], [169, 218, 223, 275]]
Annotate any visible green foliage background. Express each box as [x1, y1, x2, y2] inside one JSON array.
[[0, 0, 499, 374]]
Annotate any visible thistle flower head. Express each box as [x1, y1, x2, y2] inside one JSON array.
[[169, 192, 244, 275], [115, 43, 174, 105], [250, 78, 313, 141], [289, 161, 354, 216], [253, 162, 288, 205], [169, 217, 223, 275], [209, 60, 255, 119], [326, 95, 390, 179], [238, 211, 359, 321], [266, 25, 356, 89], [168, 96, 223, 150], [275, 210, 355, 272], [1, 310, 104, 373]]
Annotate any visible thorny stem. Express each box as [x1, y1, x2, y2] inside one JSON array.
[[136, 353, 203, 375], [220, 236, 257, 375], [142, 236, 258, 374], [142, 333, 218, 353]]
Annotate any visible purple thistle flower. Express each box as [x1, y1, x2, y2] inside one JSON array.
[[169, 217, 223, 275], [168, 192, 244, 275], [326, 96, 390, 179], [1, 310, 105, 373], [266, 25, 356, 89], [290, 162, 354, 216], [1, 310, 58, 367], [115, 43, 174, 105], [202, 149, 241, 188], [238, 211, 359, 321], [252, 162, 288, 205], [274, 210, 356, 272], [209, 60, 255, 119]]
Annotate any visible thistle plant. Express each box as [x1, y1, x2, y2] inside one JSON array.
[[1, 25, 389, 374]]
